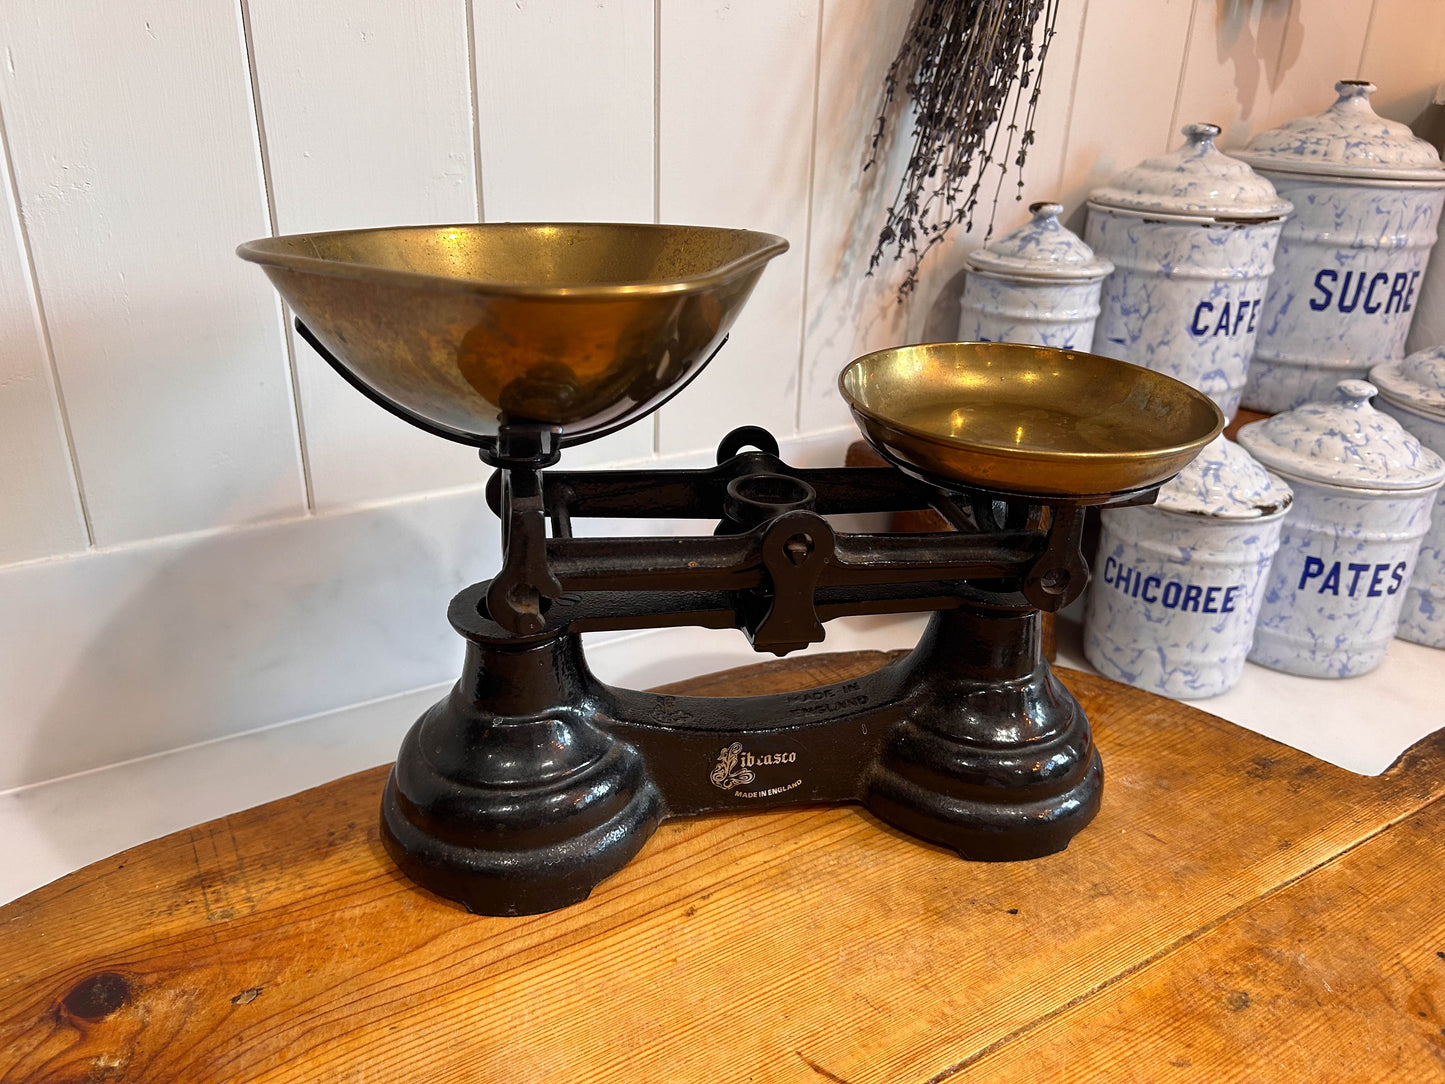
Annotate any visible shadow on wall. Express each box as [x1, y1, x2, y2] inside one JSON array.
[[15, 490, 496, 839], [1214, 0, 1300, 139]]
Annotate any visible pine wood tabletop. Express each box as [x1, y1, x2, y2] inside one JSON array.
[[3, 651, 1442, 1083]]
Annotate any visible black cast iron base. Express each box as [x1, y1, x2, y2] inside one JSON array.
[[381, 600, 1101, 916]]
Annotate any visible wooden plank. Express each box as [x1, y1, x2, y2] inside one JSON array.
[[0, 0, 304, 545], [473, 0, 656, 467], [0, 112, 86, 564], [655, 0, 820, 455], [964, 784, 1445, 1081], [3, 654, 1445, 1083], [245, 0, 486, 510]]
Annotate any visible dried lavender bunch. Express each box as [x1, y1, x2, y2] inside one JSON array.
[[867, 0, 1059, 300]]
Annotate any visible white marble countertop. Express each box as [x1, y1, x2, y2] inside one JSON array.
[[2, 614, 1441, 907]]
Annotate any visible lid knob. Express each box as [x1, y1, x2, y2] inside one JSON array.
[[1182, 122, 1222, 147], [1334, 79, 1378, 100], [1028, 201, 1064, 221], [1332, 379, 1377, 409]]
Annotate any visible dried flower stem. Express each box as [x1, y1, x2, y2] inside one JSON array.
[[866, 0, 1060, 301]]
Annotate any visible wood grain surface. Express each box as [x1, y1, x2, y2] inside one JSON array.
[[2, 652, 1443, 1083]]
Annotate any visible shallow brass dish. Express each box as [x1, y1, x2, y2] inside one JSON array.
[[238, 223, 788, 446], [839, 343, 1224, 499]]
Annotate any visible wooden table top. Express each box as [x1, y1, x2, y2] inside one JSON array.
[[3, 651, 1444, 1083]]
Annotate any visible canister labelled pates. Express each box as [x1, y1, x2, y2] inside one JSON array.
[[1239, 380, 1445, 677]]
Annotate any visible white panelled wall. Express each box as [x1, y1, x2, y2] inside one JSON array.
[[1, 0, 1443, 793]]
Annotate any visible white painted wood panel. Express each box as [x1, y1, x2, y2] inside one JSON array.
[[1173, 0, 1376, 147], [0, 1, 304, 545], [246, 0, 487, 510], [1170, 0, 1291, 146], [799, 0, 918, 433], [656, 0, 820, 455], [0, 117, 87, 564], [1263, 0, 1376, 134], [1359, 0, 1445, 127], [1055, 0, 1198, 219], [473, 0, 656, 466], [474, 0, 654, 224]]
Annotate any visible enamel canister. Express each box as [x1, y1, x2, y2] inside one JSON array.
[[1371, 346, 1445, 646], [1084, 435, 1292, 698], [1238, 81, 1445, 413], [1239, 380, 1445, 677], [1086, 123, 1291, 422], [958, 201, 1112, 349]]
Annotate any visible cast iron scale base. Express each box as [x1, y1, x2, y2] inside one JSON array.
[[239, 223, 1221, 918], [380, 421, 1148, 916]]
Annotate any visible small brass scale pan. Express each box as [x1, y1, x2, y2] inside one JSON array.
[[240, 224, 1222, 916]]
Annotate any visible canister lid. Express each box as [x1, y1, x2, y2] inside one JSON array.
[[1087, 123, 1293, 222], [1237, 380, 1445, 491], [1238, 81, 1445, 184], [1370, 346, 1445, 418], [1153, 434, 1293, 519], [964, 202, 1113, 282]]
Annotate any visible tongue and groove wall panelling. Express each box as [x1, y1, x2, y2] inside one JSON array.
[[654, 0, 821, 455], [1359, 0, 1445, 127], [796, 0, 920, 434], [0, 111, 87, 565], [1169, 0, 1377, 149], [244, 0, 484, 511], [472, 0, 656, 468], [0, 1, 303, 546], [902, 0, 1092, 346], [1053, 0, 1198, 231]]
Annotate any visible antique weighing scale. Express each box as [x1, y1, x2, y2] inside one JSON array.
[[238, 224, 1222, 916]]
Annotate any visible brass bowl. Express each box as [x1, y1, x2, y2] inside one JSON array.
[[238, 223, 788, 446], [839, 343, 1224, 499]]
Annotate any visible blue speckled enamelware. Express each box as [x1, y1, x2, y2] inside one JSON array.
[[958, 201, 1111, 349], [1084, 435, 1293, 698], [1373, 346, 1445, 647], [1239, 82, 1445, 413], [1087, 124, 1290, 422], [1239, 380, 1445, 677]]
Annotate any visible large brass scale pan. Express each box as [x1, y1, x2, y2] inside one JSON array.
[[239, 222, 1220, 486]]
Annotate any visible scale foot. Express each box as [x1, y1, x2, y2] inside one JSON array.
[[866, 605, 1103, 861], [380, 634, 662, 917]]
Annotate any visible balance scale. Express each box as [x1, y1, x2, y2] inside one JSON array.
[[239, 224, 1222, 916]]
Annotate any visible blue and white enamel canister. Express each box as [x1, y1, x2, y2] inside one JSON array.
[[1086, 123, 1291, 422], [1239, 81, 1445, 413], [1084, 435, 1292, 698], [1371, 346, 1445, 646], [1239, 380, 1445, 678], [958, 201, 1112, 348]]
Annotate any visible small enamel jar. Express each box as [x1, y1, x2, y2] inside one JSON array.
[[1084, 435, 1292, 698], [1086, 123, 1291, 422], [1238, 81, 1445, 413], [958, 201, 1112, 349], [1239, 380, 1445, 677], [1371, 346, 1445, 646]]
